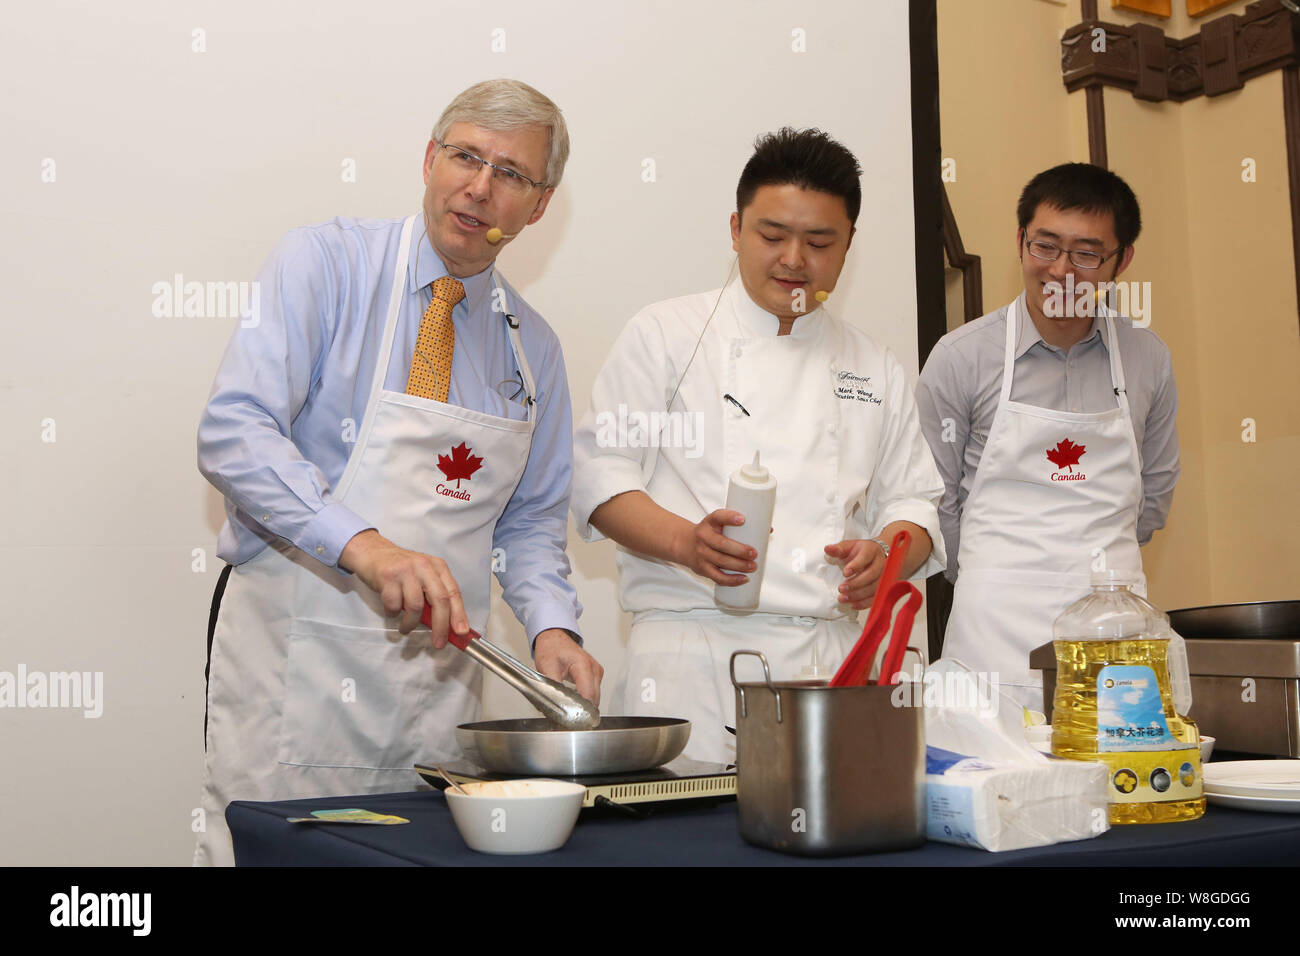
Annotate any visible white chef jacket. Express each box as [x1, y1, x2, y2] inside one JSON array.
[[572, 281, 946, 620]]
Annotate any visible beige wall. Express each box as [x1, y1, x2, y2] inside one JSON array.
[[938, 0, 1299, 611], [939, 0, 1089, 312]]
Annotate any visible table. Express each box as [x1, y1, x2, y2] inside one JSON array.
[[228, 790, 1300, 866]]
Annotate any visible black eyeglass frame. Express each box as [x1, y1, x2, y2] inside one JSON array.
[[1022, 230, 1124, 271]]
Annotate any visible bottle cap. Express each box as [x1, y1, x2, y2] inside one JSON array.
[[740, 451, 769, 482], [1090, 568, 1140, 587]]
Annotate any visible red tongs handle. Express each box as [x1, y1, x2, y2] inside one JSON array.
[[829, 530, 921, 687], [419, 604, 478, 650]]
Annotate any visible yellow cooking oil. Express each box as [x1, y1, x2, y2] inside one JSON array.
[[1051, 572, 1204, 824]]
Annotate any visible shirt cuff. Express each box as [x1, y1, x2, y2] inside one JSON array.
[[525, 600, 583, 653], [298, 502, 375, 573], [874, 502, 946, 580], [571, 461, 645, 542]]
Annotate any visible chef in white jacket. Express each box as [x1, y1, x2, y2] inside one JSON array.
[[571, 128, 945, 763]]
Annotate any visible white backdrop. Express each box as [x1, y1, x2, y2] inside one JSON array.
[[0, 0, 920, 864]]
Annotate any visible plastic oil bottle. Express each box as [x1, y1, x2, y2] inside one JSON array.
[[1051, 569, 1204, 824]]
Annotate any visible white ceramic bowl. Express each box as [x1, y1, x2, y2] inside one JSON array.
[[444, 779, 586, 855], [1025, 724, 1053, 753], [1200, 735, 1215, 764]]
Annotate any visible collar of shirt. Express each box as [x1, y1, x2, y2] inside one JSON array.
[[407, 213, 496, 314], [725, 279, 826, 340], [1012, 291, 1110, 359]]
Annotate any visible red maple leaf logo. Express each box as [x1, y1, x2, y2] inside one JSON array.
[[437, 442, 483, 487], [1046, 438, 1086, 472]]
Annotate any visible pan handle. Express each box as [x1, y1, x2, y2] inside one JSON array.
[[729, 650, 781, 722]]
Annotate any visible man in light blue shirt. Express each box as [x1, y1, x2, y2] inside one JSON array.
[[195, 81, 601, 863]]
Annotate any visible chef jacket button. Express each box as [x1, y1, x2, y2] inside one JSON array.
[[825, 490, 834, 503], [315, 545, 324, 555], [732, 347, 742, 358], [827, 423, 836, 434], [261, 514, 270, 522]]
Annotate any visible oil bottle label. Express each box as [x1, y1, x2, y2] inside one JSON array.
[[1096, 664, 1178, 752], [1097, 750, 1203, 805], [1093, 664, 1201, 805]]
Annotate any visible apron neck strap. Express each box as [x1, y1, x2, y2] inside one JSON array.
[[491, 270, 538, 424], [999, 295, 1022, 405], [1002, 294, 1132, 414], [1101, 308, 1128, 405], [368, 214, 419, 413]]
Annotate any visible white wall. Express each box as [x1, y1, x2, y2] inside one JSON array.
[[0, 0, 917, 863]]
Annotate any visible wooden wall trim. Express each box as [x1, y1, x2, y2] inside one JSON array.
[[939, 183, 984, 324], [911, 0, 953, 666], [1285, 64, 1300, 336], [1087, 85, 1110, 167], [912, 0, 947, 370], [1062, 0, 1298, 103]]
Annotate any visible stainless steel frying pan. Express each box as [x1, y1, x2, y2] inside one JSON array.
[[455, 716, 691, 775]]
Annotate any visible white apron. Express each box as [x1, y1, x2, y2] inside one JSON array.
[[618, 309, 866, 765], [195, 214, 537, 865], [942, 295, 1143, 712]]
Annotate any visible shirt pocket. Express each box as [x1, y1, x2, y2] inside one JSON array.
[[277, 618, 440, 771], [486, 374, 532, 422]]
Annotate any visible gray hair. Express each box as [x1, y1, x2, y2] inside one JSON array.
[[432, 79, 570, 188]]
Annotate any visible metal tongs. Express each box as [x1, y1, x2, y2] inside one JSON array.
[[420, 604, 601, 730], [829, 530, 924, 687]]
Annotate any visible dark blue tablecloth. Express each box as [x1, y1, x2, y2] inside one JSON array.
[[228, 790, 1300, 866]]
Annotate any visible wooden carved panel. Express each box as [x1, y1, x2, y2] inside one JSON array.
[[1135, 22, 1171, 99], [1238, 5, 1297, 76], [1168, 37, 1204, 97], [1202, 14, 1244, 94], [1063, 0, 1298, 101]]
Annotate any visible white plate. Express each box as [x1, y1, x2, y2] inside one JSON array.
[[1203, 760, 1300, 799], [1205, 790, 1300, 814]]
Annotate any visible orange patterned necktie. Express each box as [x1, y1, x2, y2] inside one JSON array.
[[407, 276, 466, 402]]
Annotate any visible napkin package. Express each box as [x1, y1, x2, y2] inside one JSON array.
[[917, 660, 1110, 852]]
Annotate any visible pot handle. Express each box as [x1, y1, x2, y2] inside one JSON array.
[[894, 646, 925, 682], [730, 650, 781, 722]]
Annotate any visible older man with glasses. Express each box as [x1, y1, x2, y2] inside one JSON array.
[[194, 79, 602, 865], [916, 162, 1179, 712]]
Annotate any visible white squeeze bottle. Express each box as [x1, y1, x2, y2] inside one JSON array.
[[715, 452, 777, 610]]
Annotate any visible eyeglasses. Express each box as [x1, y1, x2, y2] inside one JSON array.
[[436, 143, 545, 195], [1024, 234, 1122, 271], [497, 370, 526, 404]]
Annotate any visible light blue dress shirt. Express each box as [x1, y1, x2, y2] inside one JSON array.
[[197, 214, 582, 641]]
